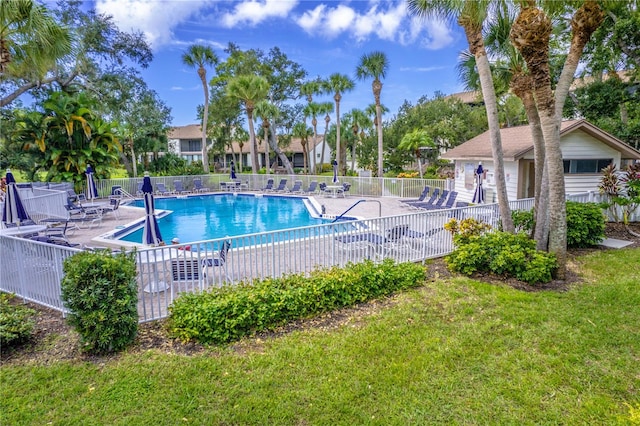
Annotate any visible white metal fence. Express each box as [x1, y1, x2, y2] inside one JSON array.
[[1, 179, 636, 323], [92, 174, 451, 200]]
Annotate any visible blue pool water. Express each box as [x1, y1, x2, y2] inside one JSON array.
[[120, 194, 333, 244]]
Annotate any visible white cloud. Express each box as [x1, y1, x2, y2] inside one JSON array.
[[419, 19, 454, 50], [221, 0, 298, 27], [95, 0, 211, 49], [294, 1, 452, 48]]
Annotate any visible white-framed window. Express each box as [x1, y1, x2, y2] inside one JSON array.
[[563, 159, 612, 174]]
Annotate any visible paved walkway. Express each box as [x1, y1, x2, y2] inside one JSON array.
[[66, 193, 418, 248]]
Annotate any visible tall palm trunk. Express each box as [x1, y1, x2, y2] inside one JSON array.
[[311, 117, 318, 173], [320, 114, 330, 173], [198, 67, 210, 173], [334, 93, 343, 175], [464, 22, 514, 232], [511, 3, 604, 278], [246, 108, 260, 174], [373, 80, 384, 177], [512, 73, 548, 249]]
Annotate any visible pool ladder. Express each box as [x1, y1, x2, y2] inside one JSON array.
[[331, 199, 382, 223]]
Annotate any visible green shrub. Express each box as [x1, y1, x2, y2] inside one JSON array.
[[511, 209, 534, 233], [0, 293, 36, 347], [61, 250, 138, 354], [509, 202, 606, 248], [566, 201, 606, 248], [446, 231, 557, 284], [168, 260, 426, 345]]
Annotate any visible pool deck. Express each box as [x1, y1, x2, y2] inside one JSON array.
[[66, 193, 418, 248]]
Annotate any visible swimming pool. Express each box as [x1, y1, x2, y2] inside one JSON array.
[[118, 194, 339, 244]]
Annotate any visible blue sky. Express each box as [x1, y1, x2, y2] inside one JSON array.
[[92, 0, 470, 127]]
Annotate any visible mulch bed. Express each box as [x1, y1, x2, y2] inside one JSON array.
[[2, 223, 639, 366]]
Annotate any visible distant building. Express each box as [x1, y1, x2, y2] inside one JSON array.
[[167, 124, 332, 170]]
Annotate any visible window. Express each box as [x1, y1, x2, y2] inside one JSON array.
[[180, 139, 201, 152], [563, 159, 612, 174]]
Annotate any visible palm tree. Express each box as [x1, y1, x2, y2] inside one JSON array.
[[254, 100, 279, 174], [399, 129, 436, 179], [300, 78, 323, 103], [318, 102, 334, 173], [293, 122, 313, 174], [226, 75, 270, 174], [408, 0, 514, 233], [510, 1, 606, 277], [343, 109, 371, 172], [181, 45, 218, 174], [322, 73, 355, 176], [356, 51, 389, 177], [0, 0, 71, 75], [457, 11, 549, 248], [303, 102, 325, 174]]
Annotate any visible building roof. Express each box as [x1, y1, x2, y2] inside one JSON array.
[[168, 124, 203, 139], [442, 91, 483, 105], [441, 119, 640, 161]]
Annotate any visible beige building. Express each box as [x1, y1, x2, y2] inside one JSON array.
[[167, 124, 332, 171]]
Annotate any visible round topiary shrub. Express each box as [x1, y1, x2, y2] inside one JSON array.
[[61, 250, 138, 354]]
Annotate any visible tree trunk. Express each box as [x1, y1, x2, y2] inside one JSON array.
[[320, 115, 330, 174], [200, 70, 210, 174], [334, 94, 342, 176], [470, 34, 514, 232], [268, 125, 295, 174], [129, 140, 138, 177], [373, 80, 384, 177], [246, 110, 259, 174], [513, 77, 548, 248]]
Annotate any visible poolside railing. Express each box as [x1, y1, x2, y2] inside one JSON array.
[[1, 191, 632, 323], [92, 174, 450, 200]]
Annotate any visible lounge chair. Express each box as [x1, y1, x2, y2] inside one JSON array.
[[101, 198, 121, 219], [273, 179, 288, 192], [135, 181, 144, 196], [305, 181, 318, 194], [319, 182, 327, 194], [201, 239, 232, 284], [416, 190, 449, 210], [288, 180, 303, 193], [433, 191, 458, 210], [409, 188, 440, 209], [401, 186, 430, 204], [261, 178, 275, 192], [193, 178, 210, 193], [156, 182, 172, 195], [174, 180, 190, 194]]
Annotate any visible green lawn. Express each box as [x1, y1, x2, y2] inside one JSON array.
[[2, 249, 639, 425]]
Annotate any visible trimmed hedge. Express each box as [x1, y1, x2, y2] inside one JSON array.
[[61, 250, 138, 354], [445, 231, 558, 284], [168, 259, 426, 345], [510, 201, 606, 248]]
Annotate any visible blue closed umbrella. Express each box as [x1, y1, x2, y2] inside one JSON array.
[[230, 161, 237, 180], [86, 165, 98, 201], [2, 169, 31, 225], [141, 172, 163, 246], [472, 163, 485, 204], [332, 160, 339, 184]]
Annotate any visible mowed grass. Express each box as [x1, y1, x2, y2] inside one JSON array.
[[2, 249, 639, 425]]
